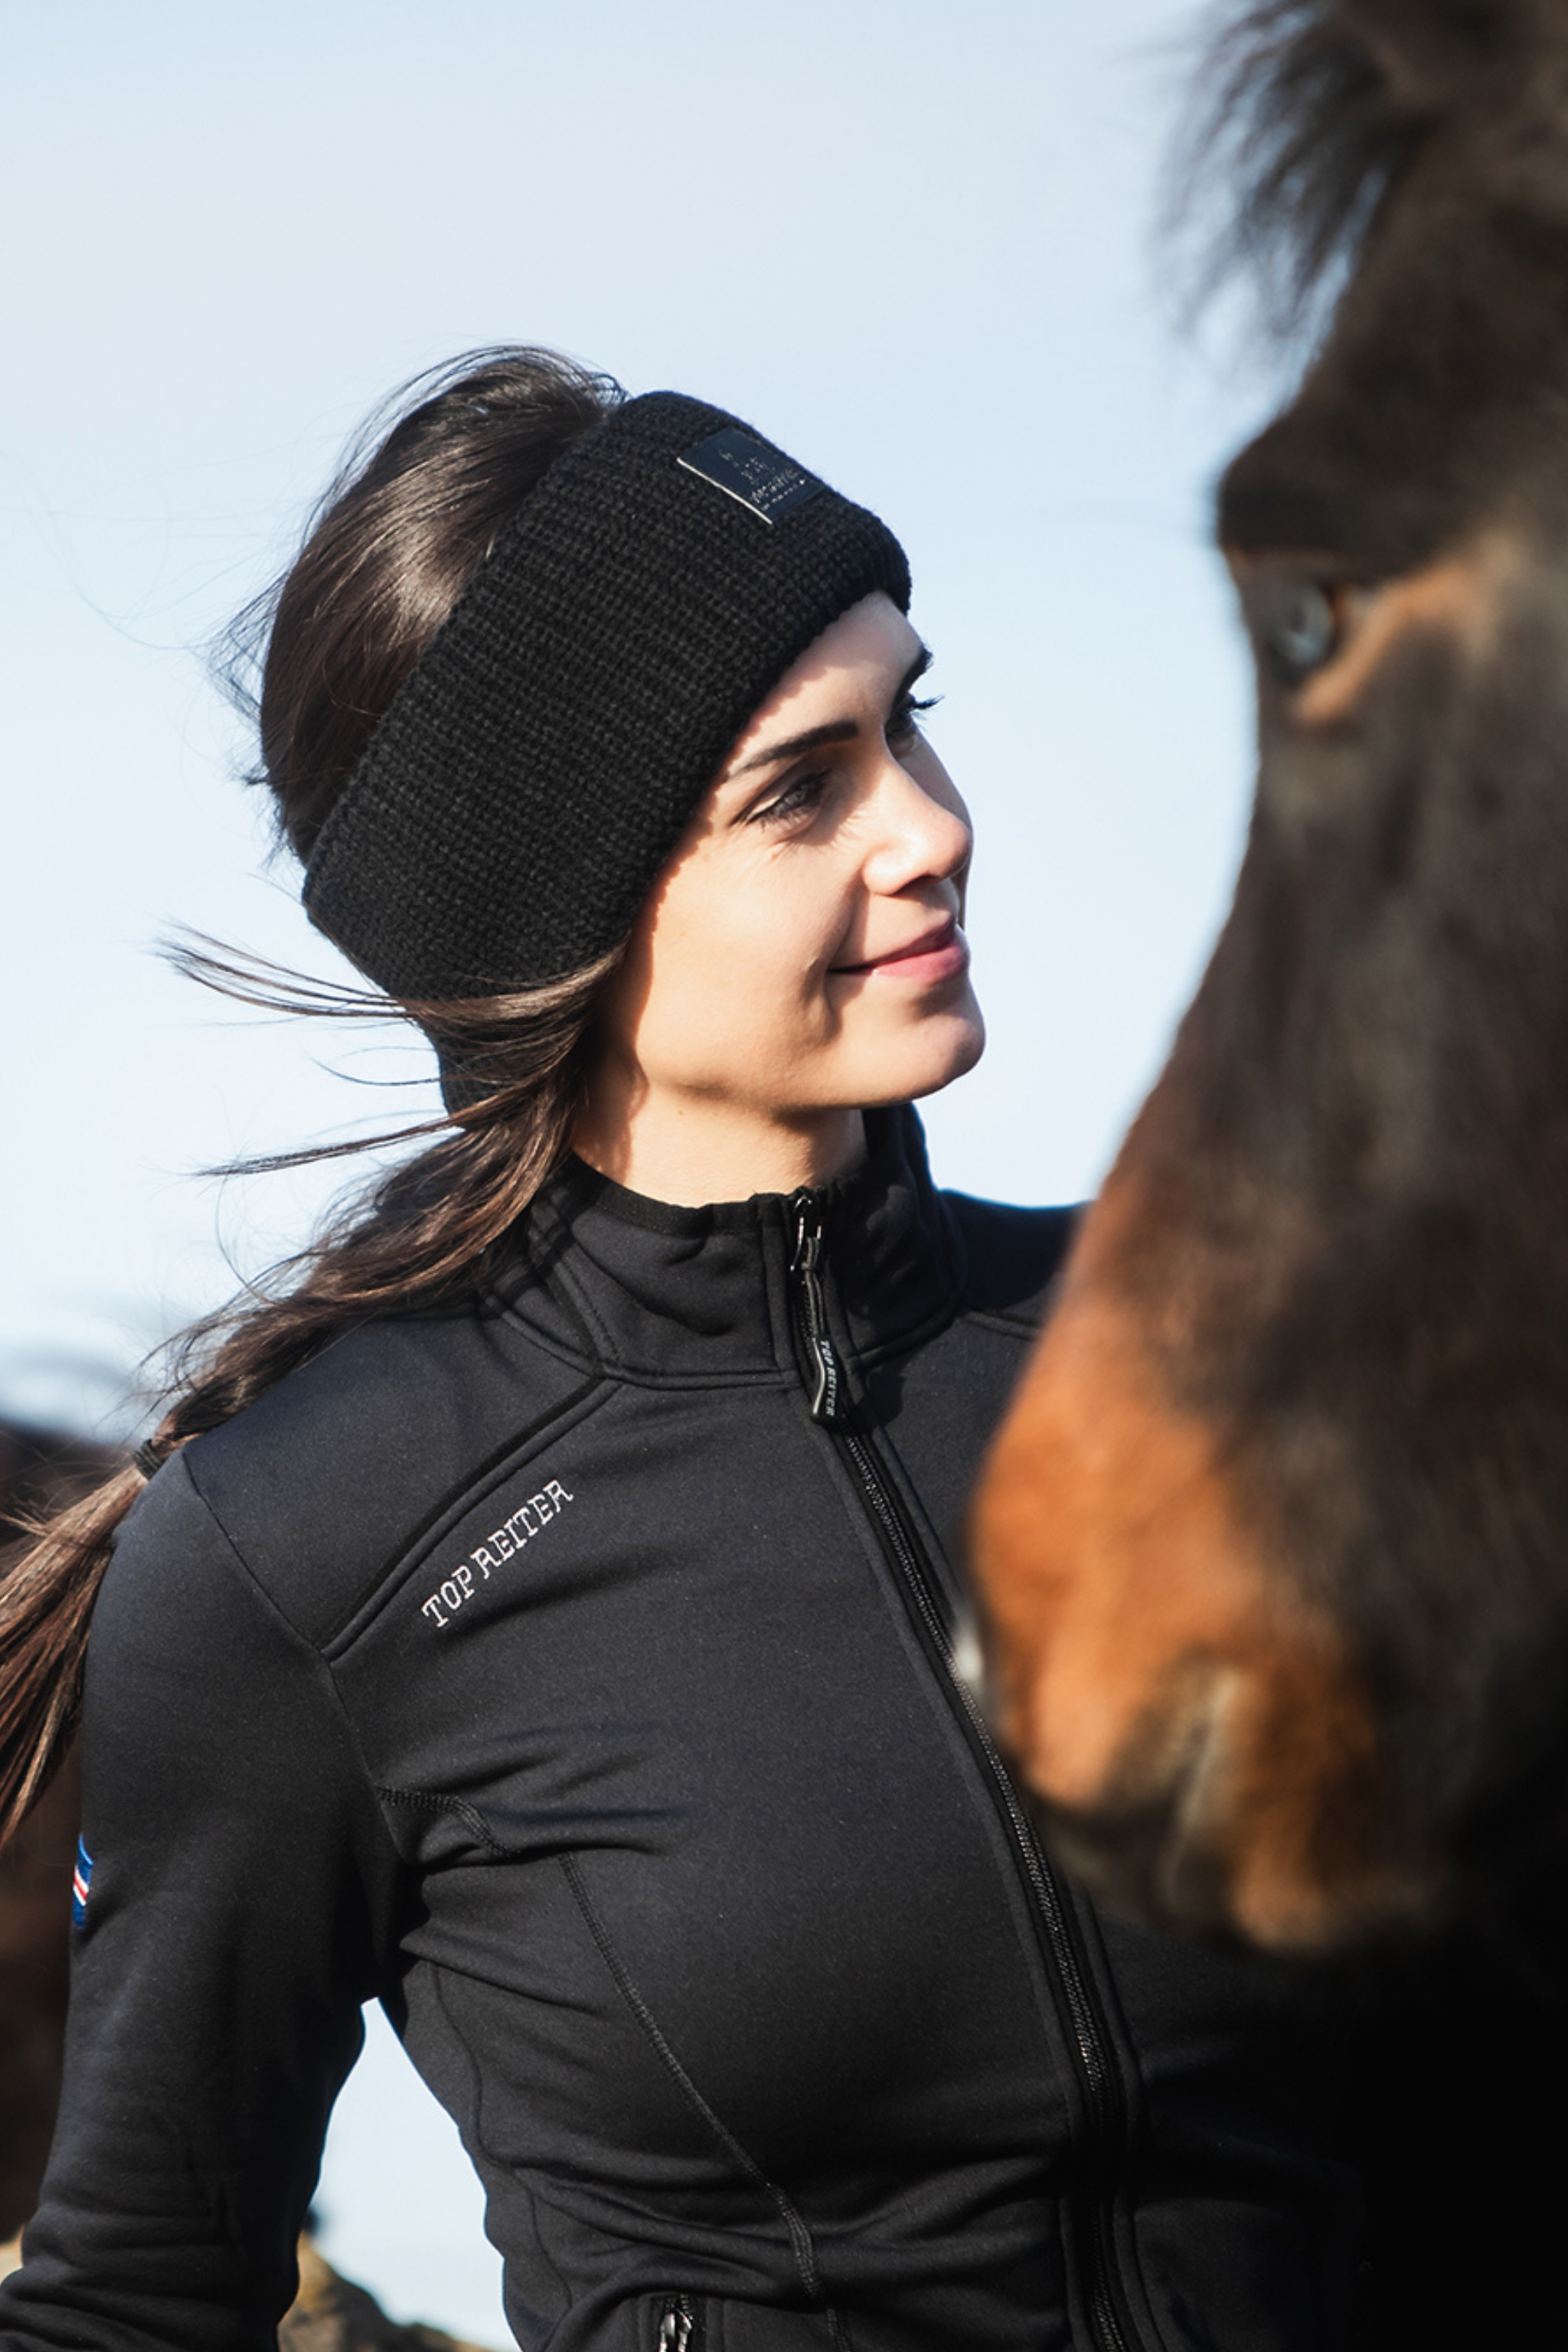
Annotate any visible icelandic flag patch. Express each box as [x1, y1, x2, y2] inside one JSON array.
[[71, 1837, 93, 1929]]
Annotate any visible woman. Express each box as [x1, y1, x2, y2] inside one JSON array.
[[0, 351, 1364, 2352]]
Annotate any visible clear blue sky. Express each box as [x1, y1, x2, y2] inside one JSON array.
[[1, 1, 1278, 2336]]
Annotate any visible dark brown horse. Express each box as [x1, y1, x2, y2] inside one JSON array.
[[973, 0, 1568, 1952]]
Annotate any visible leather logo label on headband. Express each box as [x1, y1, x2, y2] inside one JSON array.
[[676, 427, 824, 525]]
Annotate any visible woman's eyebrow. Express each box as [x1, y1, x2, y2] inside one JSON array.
[[725, 645, 933, 780]]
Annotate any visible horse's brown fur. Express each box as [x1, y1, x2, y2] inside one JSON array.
[[974, 0, 1568, 1947], [976, 1172, 1403, 1949]]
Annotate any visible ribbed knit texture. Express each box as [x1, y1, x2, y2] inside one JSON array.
[[302, 392, 911, 1001]]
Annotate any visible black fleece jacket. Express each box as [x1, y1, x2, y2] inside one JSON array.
[[0, 1111, 1365, 2352]]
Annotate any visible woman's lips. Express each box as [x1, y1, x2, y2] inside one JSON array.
[[832, 918, 969, 985]]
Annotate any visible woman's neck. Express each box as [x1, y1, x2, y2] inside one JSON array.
[[573, 1085, 867, 1207]]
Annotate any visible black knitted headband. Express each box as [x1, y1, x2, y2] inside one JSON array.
[[302, 391, 911, 1001]]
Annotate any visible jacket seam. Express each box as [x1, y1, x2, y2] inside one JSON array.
[[846, 1280, 964, 1374], [476, 1302, 605, 1380], [485, 1297, 808, 1392], [321, 1378, 617, 1658], [374, 1783, 507, 1857], [322, 1370, 606, 1648], [158, 1455, 410, 1930], [962, 1305, 1050, 1338], [415, 1969, 573, 2325], [483, 1199, 612, 1367], [521, 1202, 625, 1365], [559, 1853, 836, 2321], [546, 1362, 795, 1394], [185, 1370, 609, 1655], [424, 1965, 570, 2314]]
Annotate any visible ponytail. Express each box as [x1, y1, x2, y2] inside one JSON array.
[[0, 1468, 145, 1838], [0, 347, 623, 1851]]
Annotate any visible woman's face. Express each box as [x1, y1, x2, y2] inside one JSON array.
[[585, 593, 983, 1185]]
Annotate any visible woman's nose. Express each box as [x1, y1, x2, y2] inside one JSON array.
[[862, 754, 973, 898]]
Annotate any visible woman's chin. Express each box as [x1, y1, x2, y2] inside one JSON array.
[[861, 1006, 987, 1108]]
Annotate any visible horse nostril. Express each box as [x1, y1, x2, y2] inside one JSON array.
[[1019, 1655, 1246, 1936]]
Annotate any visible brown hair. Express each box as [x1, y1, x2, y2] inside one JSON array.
[[0, 347, 628, 1844]]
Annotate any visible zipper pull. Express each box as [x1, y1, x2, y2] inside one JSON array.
[[658, 2298, 694, 2352], [789, 1192, 848, 1428]]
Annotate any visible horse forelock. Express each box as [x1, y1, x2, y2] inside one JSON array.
[[1179, 0, 1546, 347]]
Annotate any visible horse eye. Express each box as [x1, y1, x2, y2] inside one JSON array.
[[1247, 580, 1341, 685]]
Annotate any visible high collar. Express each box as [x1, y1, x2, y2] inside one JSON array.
[[492, 1105, 963, 1384]]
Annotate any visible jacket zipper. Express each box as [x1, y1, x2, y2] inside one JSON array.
[[788, 1191, 1138, 2352], [658, 2293, 694, 2352]]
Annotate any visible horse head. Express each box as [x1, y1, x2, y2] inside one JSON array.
[[972, 0, 1568, 1952]]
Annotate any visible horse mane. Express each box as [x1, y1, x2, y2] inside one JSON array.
[[1174, 0, 1455, 341]]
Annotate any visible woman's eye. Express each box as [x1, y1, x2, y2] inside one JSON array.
[[888, 692, 939, 746], [750, 768, 830, 826]]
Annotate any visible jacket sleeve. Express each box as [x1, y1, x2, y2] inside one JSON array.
[[0, 1455, 403, 2352]]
